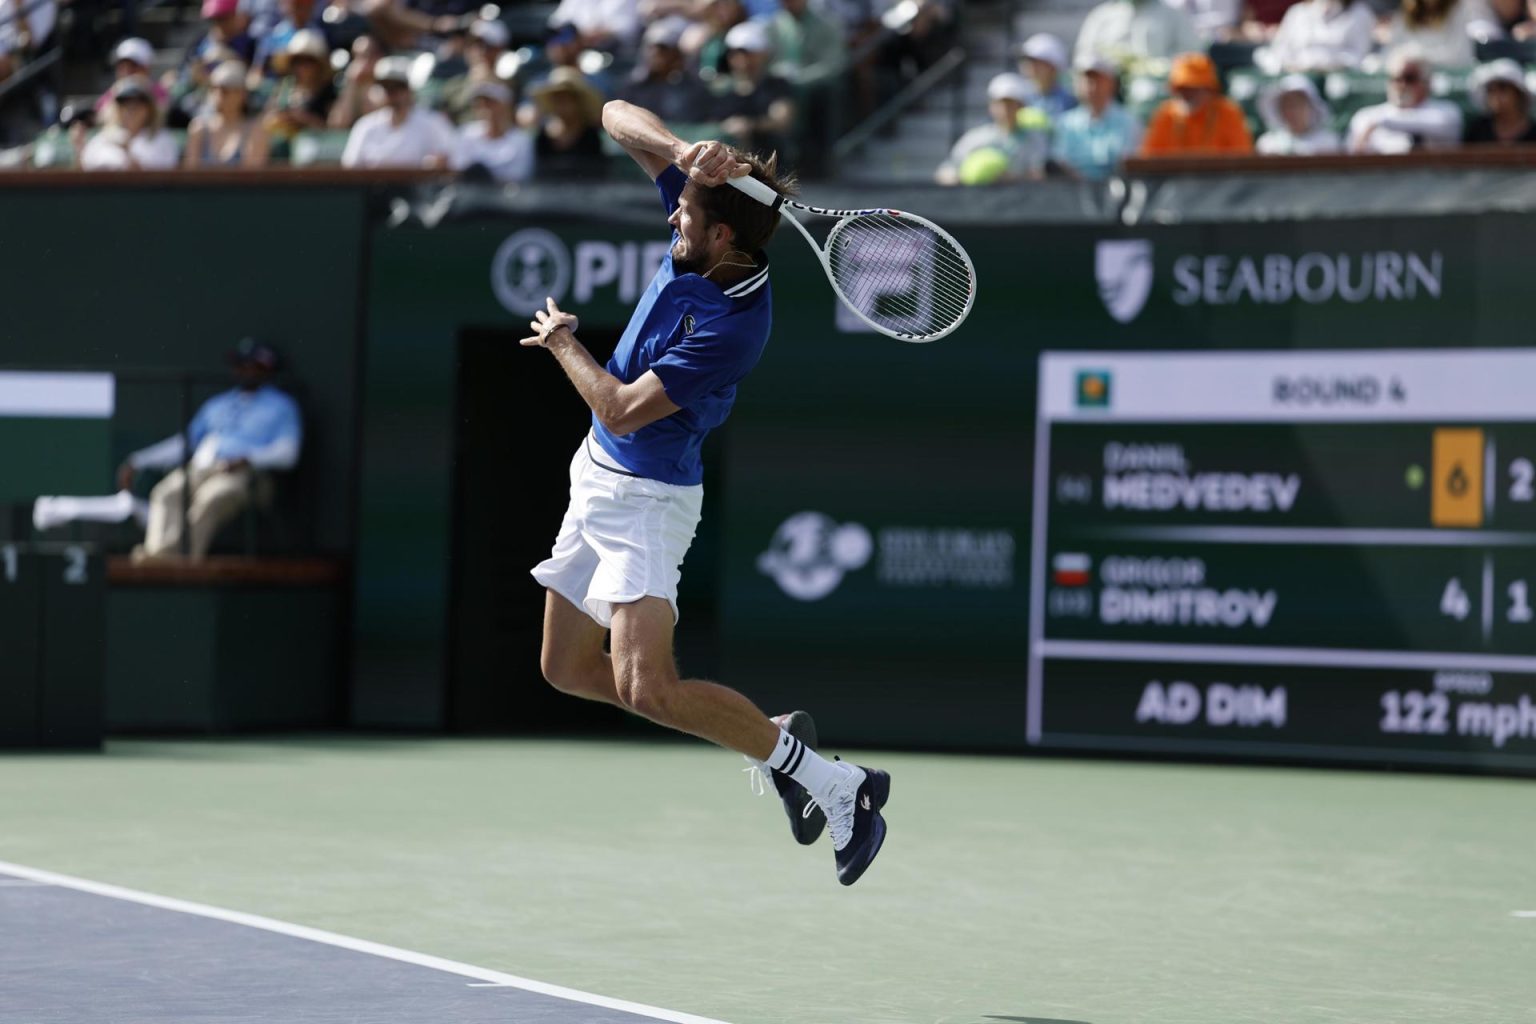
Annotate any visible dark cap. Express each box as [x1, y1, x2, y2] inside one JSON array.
[[227, 337, 280, 371]]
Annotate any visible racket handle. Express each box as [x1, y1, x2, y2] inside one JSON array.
[[727, 174, 782, 209]]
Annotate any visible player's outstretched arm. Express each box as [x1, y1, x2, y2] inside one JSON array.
[[602, 101, 751, 185], [521, 298, 681, 436]]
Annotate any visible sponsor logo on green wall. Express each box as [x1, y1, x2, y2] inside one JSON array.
[[757, 511, 1016, 601], [490, 229, 672, 317], [1095, 238, 1447, 323]]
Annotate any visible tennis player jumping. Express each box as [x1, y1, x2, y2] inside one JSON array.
[[523, 100, 890, 885]]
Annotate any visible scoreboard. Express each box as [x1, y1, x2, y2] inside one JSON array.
[[1029, 349, 1536, 770]]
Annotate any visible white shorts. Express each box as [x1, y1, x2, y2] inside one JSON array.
[[531, 433, 704, 628]]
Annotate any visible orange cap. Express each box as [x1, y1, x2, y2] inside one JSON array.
[[1168, 52, 1220, 91]]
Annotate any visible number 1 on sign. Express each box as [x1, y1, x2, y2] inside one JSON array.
[[1, 544, 15, 583], [1511, 581, 1533, 624]]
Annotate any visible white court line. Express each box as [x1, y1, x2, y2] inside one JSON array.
[[1512, 911, 1536, 918], [0, 859, 730, 1024]]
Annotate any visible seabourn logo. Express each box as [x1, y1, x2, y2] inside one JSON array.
[[1096, 240, 1446, 323]]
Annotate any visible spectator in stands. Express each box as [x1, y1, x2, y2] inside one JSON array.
[[118, 339, 302, 563], [329, 34, 384, 128], [0, 0, 52, 145], [346, 0, 476, 52], [169, 42, 246, 128], [183, 0, 257, 69], [1051, 54, 1142, 179], [1256, 72, 1342, 151], [451, 79, 534, 180], [251, 0, 335, 79], [74, 76, 181, 170], [711, 20, 796, 158], [95, 38, 171, 114], [518, 22, 613, 121], [185, 61, 272, 166], [1018, 33, 1077, 118], [530, 65, 607, 178], [935, 72, 1048, 185], [770, 0, 847, 87], [262, 29, 340, 144], [1258, 0, 1376, 72], [879, 0, 957, 77], [1239, 0, 1305, 40], [618, 17, 711, 122], [1388, 0, 1497, 67], [438, 18, 512, 122], [1347, 48, 1464, 150], [1487, 0, 1536, 38], [548, 0, 640, 50], [686, 0, 749, 78], [1140, 51, 1255, 154], [1073, 0, 1201, 72], [341, 55, 456, 165], [0, 0, 55, 65], [1464, 57, 1536, 141], [1164, 0, 1244, 41]]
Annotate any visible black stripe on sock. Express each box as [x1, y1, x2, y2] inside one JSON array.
[[782, 738, 806, 776]]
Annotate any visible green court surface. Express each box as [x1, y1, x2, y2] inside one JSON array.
[[2, 737, 1532, 1024]]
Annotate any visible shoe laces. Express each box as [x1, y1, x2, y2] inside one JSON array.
[[743, 761, 773, 797], [824, 767, 859, 851]]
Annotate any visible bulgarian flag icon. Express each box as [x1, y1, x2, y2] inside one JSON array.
[[1052, 553, 1092, 587]]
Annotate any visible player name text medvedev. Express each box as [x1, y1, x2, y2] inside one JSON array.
[[1170, 250, 1443, 307], [1100, 443, 1302, 513]]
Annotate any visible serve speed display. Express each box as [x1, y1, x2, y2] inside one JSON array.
[[1028, 349, 1536, 771]]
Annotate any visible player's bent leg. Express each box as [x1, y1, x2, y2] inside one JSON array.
[[538, 589, 622, 707], [609, 597, 893, 884], [608, 596, 779, 760]]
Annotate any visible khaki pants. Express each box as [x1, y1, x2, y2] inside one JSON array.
[[138, 465, 264, 560]]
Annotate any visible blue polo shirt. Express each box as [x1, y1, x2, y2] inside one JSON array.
[[591, 165, 772, 486]]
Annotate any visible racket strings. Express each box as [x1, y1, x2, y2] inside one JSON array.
[[825, 213, 974, 339]]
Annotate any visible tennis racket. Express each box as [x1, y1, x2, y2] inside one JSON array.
[[728, 175, 977, 343]]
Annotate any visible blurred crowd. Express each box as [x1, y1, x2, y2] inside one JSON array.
[[945, 0, 1536, 185], [0, 0, 957, 175], [1, 0, 1533, 179]]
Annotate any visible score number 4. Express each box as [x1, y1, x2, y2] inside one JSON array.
[[1440, 577, 1533, 624]]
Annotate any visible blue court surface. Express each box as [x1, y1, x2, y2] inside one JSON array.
[[1, 863, 726, 1024]]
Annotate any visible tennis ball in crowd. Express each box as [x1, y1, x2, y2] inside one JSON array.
[[958, 147, 1009, 186], [1017, 107, 1051, 133]]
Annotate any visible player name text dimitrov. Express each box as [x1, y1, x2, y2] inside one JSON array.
[[1100, 443, 1302, 513], [1098, 557, 1277, 628]]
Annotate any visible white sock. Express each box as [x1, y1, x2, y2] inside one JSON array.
[[765, 728, 846, 806]]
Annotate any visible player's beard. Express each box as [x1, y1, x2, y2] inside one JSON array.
[[672, 237, 709, 277]]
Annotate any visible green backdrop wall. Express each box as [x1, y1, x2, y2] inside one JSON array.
[[350, 184, 1536, 756]]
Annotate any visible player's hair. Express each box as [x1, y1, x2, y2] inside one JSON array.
[[684, 150, 798, 254]]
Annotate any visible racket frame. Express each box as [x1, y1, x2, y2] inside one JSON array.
[[728, 175, 976, 343]]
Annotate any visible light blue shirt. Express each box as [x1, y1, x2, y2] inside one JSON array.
[[131, 385, 303, 471], [1051, 101, 1141, 181]]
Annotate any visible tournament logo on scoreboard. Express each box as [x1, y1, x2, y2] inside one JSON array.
[[1075, 370, 1112, 409]]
